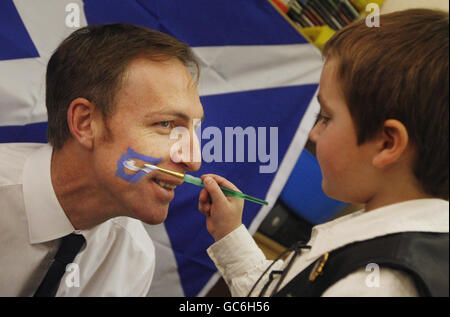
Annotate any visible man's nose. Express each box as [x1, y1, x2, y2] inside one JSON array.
[[184, 131, 202, 172], [174, 129, 201, 172], [169, 127, 202, 172]]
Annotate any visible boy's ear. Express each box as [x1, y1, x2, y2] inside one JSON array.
[[67, 97, 98, 150], [372, 119, 409, 168]]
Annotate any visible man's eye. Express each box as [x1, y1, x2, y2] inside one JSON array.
[[158, 121, 172, 128]]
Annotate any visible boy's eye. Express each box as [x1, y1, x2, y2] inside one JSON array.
[[316, 113, 330, 124]]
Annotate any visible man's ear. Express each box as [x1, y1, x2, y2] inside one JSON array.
[[67, 98, 97, 150], [372, 119, 409, 168]]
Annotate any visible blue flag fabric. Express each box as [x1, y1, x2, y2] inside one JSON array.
[[0, 0, 322, 296]]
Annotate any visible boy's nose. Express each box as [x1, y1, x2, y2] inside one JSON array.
[[309, 123, 319, 143]]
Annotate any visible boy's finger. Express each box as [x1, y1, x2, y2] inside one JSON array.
[[199, 188, 208, 202], [203, 176, 228, 204], [198, 200, 210, 215], [199, 188, 212, 205], [201, 174, 241, 193]]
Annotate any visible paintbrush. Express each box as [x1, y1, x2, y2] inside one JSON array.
[[123, 160, 268, 206]]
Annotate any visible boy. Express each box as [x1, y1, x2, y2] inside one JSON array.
[[198, 9, 449, 296]]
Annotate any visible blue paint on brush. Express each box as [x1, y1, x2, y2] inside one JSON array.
[[115, 147, 162, 183]]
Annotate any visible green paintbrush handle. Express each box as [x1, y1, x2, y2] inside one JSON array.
[[183, 174, 269, 206]]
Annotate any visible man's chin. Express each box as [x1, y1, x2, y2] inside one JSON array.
[[135, 204, 170, 225]]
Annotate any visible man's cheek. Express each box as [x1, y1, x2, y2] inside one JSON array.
[[115, 147, 163, 183]]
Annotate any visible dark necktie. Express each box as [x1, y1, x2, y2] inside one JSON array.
[[34, 233, 86, 297]]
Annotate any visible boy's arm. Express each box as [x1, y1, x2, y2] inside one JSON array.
[[207, 224, 285, 296], [199, 175, 284, 296]]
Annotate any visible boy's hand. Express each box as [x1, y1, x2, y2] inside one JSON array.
[[198, 174, 244, 241]]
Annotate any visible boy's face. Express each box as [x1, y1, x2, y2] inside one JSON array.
[[309, 59, 379, 204]]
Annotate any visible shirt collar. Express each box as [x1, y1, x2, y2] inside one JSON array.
[[22, 143, 75, 244], [306, 198, 449, 261]]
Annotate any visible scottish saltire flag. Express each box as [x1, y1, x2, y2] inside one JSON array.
[[0, 0, 323, 296]]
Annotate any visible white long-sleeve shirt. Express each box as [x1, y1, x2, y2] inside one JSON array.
[[0, 143, 155, 296], [207, 199, 449, 297]]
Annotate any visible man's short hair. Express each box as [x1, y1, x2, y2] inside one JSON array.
[[46, 23, 199, 149], [323, 9, 449, 200]]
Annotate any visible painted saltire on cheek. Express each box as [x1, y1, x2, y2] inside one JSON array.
[[115, 147, 162, 183]]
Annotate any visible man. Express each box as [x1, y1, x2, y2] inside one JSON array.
[[0, 24, 203, 296]]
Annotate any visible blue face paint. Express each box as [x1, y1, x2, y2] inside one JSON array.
[[115, 147, 162, 183]]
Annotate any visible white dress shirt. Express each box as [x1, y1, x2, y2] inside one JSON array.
[[207, 199, 449, 297], [0, 143, 155, 296]]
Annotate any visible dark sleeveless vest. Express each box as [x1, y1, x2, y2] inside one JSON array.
[[274, 232, 449, 297]]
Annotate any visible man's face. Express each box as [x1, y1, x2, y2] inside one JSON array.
[[92, 57, 203, 224], [309, 59, 378, 204]]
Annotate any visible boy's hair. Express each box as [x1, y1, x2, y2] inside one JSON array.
[[46, 24, 199, 149], [323, 9, 449, 200]]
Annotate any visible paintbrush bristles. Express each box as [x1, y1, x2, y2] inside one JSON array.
[[144, 164, 185, 179]]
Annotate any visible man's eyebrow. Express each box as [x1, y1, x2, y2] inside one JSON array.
[[145, 110, 204, 122]]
